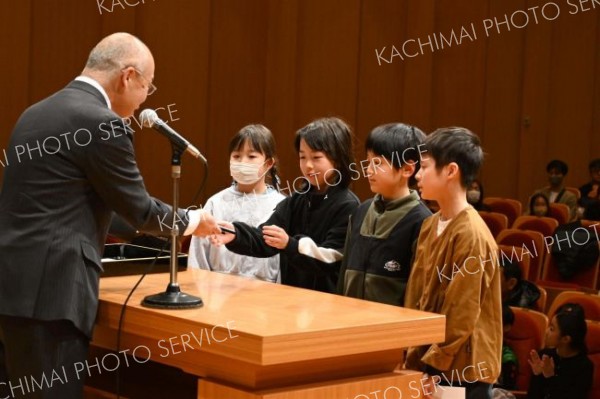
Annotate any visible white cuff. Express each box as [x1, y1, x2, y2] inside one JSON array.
[[183, 209, 201, 235], [297, 237, 343, 263]]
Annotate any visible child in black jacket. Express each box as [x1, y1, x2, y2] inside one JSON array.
[[527, 303, 594, 399], [213, 117, 359, 293]]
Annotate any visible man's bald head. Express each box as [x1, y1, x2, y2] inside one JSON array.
[[82, 33, 155, 118], [84, 32, 152, 73]]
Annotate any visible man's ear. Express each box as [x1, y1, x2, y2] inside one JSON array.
[[507, 277, 519, 291], [116, 67, 134, 93]]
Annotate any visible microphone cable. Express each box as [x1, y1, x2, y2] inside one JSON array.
[[115, 239, 167, 399], [190, 155, 209, 206]]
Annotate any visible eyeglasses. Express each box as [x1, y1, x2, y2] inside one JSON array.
[[123, 66, 157, 95]]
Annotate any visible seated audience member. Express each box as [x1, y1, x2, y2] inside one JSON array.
[[549, 215, 600, 280], [501, 260, 540, 309], [531, 160, 577, 221], [527, 303, 593, 399], [494, 305, 518, 393], [528, 193, 550, 217], [468, 179, 491, 211], [580, 158, 600, 216]]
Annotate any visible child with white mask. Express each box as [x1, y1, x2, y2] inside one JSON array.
[[187, 124, 285, 282]]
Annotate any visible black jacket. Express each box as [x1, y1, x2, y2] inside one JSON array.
[[527, 348, 593, 399], [227, 185, 359, 293]]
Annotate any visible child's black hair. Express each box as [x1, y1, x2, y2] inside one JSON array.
[[555, 302, 588, 354], [365, 123, 426, 187], [365, 123, 426, 169], [294, 117, 354, 188], [423, 127, 483, 188]]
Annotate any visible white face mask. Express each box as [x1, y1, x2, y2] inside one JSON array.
[[467, 190, 481, 203], [230, 161, 269, 185]]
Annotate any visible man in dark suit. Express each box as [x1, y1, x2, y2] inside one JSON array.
[[0, 32, 220, 398]]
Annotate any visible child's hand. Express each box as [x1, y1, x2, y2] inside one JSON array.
[[541, 354, 555, 378], [528, 350, 544, 375], [262, 225, 289, 249], [209, 222, 236, 246]]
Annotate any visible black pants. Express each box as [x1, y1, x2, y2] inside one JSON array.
[[0, 315, 89, 399]]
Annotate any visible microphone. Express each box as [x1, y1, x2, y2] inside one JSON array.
[[140, 109, 207, 163]]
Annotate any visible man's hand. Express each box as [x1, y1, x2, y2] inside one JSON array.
[[193, 210, 221, 236]]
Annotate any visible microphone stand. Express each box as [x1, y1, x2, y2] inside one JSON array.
[[141, 146, 203, 309]]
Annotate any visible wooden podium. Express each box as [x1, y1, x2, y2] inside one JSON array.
[[93, 270, 445, 398]]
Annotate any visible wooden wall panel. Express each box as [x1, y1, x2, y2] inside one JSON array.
[[545, 4, 598, 189], [1, 0, 599, 212], [28, 1, 102, 104], [517, 0, 554, 206], [204, 0, 270, 203], [430, 1, 489, 134], [294, 0, 361, 128], [402, 0, 436, 133], [133, 0, 211, 205], [518, 0, 600, 205], [0, 0, 31, 151], [481, 0, 527, 199], [264, 0, 300, 189], [291, 0, 362, 196], [356, 0, 407, 132], [354, 0, 408, 199], [593, 10, 600, 163], [99, 2, 136, 37]]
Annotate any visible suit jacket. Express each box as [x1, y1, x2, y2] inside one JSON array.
[[0, 80, 188, 338]]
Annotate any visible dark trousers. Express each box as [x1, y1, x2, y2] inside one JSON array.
[[0, 315, 89, 399]]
